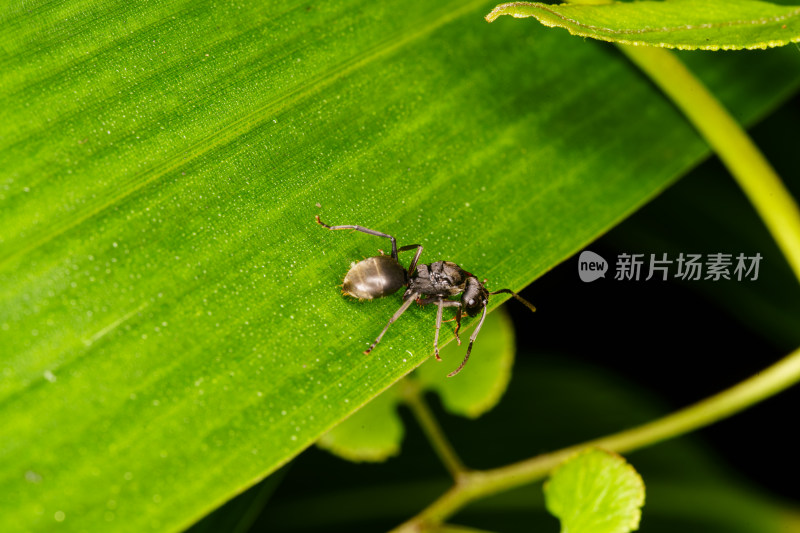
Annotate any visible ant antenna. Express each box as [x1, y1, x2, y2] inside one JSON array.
[[489, 288, 537, 313]]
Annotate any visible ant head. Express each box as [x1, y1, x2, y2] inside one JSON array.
[[463, 277, 489, 317]]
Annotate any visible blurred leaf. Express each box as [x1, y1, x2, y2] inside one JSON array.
[[544, 448, 645, 533], [642, 482, 800, 533], [317, 384, 403, 462], [317, 310, 514, 461], [416, 308, 516, 418], [2, 0, 800, 531], [486, 0, 800, 50]]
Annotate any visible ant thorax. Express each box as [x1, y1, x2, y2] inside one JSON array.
[[409, 261, 467, 297]]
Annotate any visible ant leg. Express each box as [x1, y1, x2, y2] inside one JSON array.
[[316, 215, 398, 260], [442, 314, 464, 344], [447, 306, 487, 377], [433, 297, 444, 361], [453, 308, 463, 345], [431, 299, 462, 359], [398, 244, 424, 276], [444, 301, 463, 345], [364, 292, 418, 355], [489, 289, 536, 313]]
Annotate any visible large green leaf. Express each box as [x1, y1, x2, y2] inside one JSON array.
[[1, 0, 799, 531], [486, 0, 800, 50]]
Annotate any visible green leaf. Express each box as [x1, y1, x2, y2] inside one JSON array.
[[317, 384, 404, 462], [416, 308, 516, 418], [1, 0, 799, 531], [486, 0, 800, 50], [544, 448, 645, 533]]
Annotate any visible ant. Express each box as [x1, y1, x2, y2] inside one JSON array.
[[316, 215, 536, 376]]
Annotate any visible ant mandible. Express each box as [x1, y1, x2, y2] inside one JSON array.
[[316, 215, 536, 376]]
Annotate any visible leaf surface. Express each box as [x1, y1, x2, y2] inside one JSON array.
[[486, 0, 800, 50], [1, 0, 799, 531]]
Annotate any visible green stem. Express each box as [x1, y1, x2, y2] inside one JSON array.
[[617, 45, 800, 284], [401, 379, 469, 481], [392, 346, 800, 532]]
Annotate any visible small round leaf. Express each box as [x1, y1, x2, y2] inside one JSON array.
[[317, 386, 403, 462], [416, 308, 515, 418], [545, 448, 645, 533]]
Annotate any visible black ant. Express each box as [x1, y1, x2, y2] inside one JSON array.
[[316, 216, 536, 376]]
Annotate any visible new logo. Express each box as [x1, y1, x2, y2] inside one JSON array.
[[578, 251, 608, 282]]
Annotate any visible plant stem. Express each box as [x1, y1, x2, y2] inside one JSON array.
[[401, 379, 469, 481], [391, 346, 800, 532], [617, 44, 800, 284]]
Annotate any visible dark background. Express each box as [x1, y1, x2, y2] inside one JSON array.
[[517, 94, 800, 501]]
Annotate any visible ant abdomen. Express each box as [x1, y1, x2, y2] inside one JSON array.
[[342, 256, 406, 300]]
